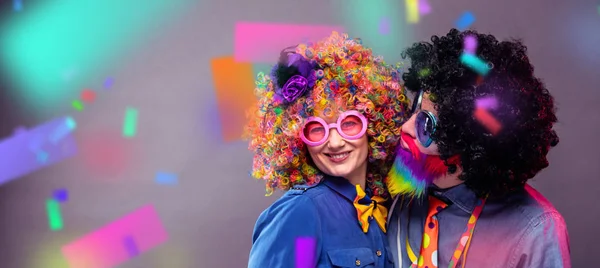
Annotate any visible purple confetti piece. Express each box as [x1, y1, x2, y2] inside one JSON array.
[[464, 35, 477, 54], [295, 237, 316, 268], [53, 188, 69, 203], [418, 0, 431, 15], [476, 97, 498, 110], [104, 77, 114, 89], [0, 116, 78, 186], [378, 17, 390, 35], [123, 235, 140, 257]]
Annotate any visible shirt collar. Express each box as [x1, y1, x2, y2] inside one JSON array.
[[322, 176, 371, 203], [429, 183, 478, 214]]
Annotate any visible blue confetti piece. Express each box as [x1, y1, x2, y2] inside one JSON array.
[[155, 171, 178, 185], [460, 53, 490, 76], [456, 11, 476, 31], [123, 235, 139, 257], [13, 0, 22, 11], [53, 188, 69, 203]]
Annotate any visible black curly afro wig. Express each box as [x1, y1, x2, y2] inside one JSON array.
[[401, 28, 559, 197]]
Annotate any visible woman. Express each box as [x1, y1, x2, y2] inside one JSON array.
[[245, 32, 411, 268]]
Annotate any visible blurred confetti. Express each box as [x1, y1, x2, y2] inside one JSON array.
[[50, 116, 76, 144], [53, 188, 69, 203], [234, 22, 344, 63], [46, 199, 63, 231], [418, 68, 431, 78], [122, 107, 139, 138], [379, 17, 390, 35], [456, 11, 476, 31], [475, 97, 498, 110], [460, 53, 490, 76], [210, 56, 256, 142], [464, 35, 478, 54], [418, 0, 431, 15], [0, 117, 78, 186], [123, 235, 140, 257], [295, 237, 317, 268], [61, 204, 168, 268], [13, 0, 22, 11], [406, 0, 420, 23], [103, 77, 114, 89], [155, 171, 178, 185], [474, 108, 501, 135], [72, 100, 84, 111], [81, 89, 96, 103]]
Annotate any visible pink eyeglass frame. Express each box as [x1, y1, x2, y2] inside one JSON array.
[[300, 110, 368, 147]]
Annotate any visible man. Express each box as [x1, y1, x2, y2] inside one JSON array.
[[386, 29, 570, 268]]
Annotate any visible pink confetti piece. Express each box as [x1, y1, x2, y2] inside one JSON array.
[[464, 35, 478, 54], [61, 204, 168, 268], [475, 97, 498, 110], [418, 0, 431, 15], [234, 22, 344, 63]]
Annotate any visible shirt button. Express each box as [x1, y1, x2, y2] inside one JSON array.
[[376, 250, 382, 257], [355, 259, 361, 266]]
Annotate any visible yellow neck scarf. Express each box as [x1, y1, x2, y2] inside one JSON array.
[[353, 185, 388, 233]]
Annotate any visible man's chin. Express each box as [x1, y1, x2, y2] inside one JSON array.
[[386, 147, 447, 198]]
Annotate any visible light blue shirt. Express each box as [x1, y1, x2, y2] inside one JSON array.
[[387, 183, 571, 268], [249, 176, 394, 268]]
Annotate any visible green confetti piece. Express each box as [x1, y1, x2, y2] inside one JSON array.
[[46, 199, 63, 231], [123, 107, 138, 138], [273, 107, 283, 115], [72, 100, 84, 111]]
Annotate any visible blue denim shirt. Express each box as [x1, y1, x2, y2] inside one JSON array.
[[387, 183, 571, 268], [249, 176, 394, 268]]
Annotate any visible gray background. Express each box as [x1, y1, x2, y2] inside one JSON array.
[[0, 0, 598, 267]]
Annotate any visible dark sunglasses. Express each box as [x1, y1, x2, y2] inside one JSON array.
[[411, 90, 438, 148]]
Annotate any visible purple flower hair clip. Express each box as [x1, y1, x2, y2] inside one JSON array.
[[270, 51, 318, 104]]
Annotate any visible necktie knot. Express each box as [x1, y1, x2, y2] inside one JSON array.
[[353, 185, 388, 233]]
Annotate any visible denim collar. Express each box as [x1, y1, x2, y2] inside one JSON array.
[[322, 176, 373, 204], [429, 183, 478, 214]]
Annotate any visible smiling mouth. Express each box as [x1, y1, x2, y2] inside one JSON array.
[[325, 151, 351, 160]]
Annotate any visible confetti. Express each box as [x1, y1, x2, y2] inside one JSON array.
[[155, 171, 178, 185], [460, 53, 490, 76], [72, 100, 84, 111], [210, 56, 256, 142], [53, 188, 69, 203], [418, 68, 431, 78], [122, 107, 138, 138], [474, 108, 501, 135], [379, 17, 390, 35], [50, 116, 76, 144], [456, 11, 476, 31], [0, 117, 78, 186], [61, 204, 168, 268], [234, 23, 344, 63], [406, 0, 420, 23], [295, 237, 317, 268], [46, 199, 63, 231], [104, 77, 114, 89], [475, 97, 498, 110], [13, 0, 22, 11], [81, 89, 96, 103], [122, 235, 140, 257], [464, 35, 478, 54], [418, 0, 431, 15]]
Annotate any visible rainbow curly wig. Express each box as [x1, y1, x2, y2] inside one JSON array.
[[244, 32, 411, 198]]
